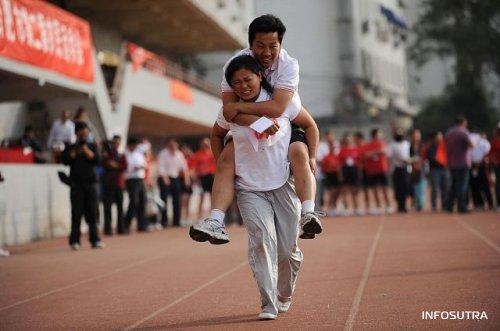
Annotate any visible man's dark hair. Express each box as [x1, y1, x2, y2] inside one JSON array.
[[248, 14, 286, 46], [354, 131, 364, 139], [371, 128, 380, 138], [127, 136, 139, 146], [75, 121, 88, 133], [24, 125, 34, 134], [112, 135, 121, 140], [455, 115, 467, 125]]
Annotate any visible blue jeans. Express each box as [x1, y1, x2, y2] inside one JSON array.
[[446, 167, 470, 213], [429, 168, 450, 210], [412, 178, 427, 211]]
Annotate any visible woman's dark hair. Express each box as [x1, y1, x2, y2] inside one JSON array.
[[248, 14, 286, 46], [225, 55, 273, 95]]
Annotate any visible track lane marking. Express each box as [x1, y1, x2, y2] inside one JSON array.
[[124, 260, 247, 330], [344, 217, 385, 331], [0, 254, 171, 312], [457, 217, 500, 254]]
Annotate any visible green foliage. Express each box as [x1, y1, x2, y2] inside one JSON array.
[[410, 0, 500, 133]]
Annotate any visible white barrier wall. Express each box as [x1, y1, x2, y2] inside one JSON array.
[[0, 164, 71, 246]]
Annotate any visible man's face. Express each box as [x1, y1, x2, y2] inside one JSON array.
[[76, 128, 89, 140], [112, 137, 121, 150], [325, 132, 334, 143], [62, 111, 70, 121], [168, 140, 178, 151], [250, 32, 281, 69]]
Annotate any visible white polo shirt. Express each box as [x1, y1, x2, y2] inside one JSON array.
[[217, 89, 300, 192], [157, 148, 188, 178], [125, 148, 146, 180], [221, 48, 300, 93]]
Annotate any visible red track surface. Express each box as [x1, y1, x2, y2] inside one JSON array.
[[1, 212, 499, 330]]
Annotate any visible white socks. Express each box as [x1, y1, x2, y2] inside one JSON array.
[[209, 209, 226, 226], [301, 200, 315, 214]]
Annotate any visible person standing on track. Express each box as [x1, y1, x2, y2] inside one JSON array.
[[190, 14, 323, 244], [209, 55, 317, 319]]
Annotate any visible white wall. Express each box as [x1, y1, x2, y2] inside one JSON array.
[[255, 0, 341, 118], [0, 164, 71, 245], [0, 102, 27, 142]]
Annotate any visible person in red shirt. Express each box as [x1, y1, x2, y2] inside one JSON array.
[[490, 126, 500, 210], [363, 128, 393, 214], [339, 133, 360, 214], [181, 145, 195, 223], [321, 134, 341, 215], [355, 132, 370, 214], [192, 138, 217, 218]]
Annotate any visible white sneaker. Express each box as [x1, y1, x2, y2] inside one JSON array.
[[71, 243, 81, 251], [92, 241, 105, 249], [277, 300, 292, 313], [300, 211, 325, 235], [155, 223, 164, 230], [0, 248, 10, 257], [369, 208, 382, 216], [258, 312, 277, 320], [356, 209, 366, 216], [386, 206, 395, 214], [189, 218, 230, 245]]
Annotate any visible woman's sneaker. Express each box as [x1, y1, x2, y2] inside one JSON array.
[[258, 311, 277, 320], [189, 218, 230, 245]]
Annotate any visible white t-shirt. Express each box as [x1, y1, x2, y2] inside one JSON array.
[[217, 89, 301, 191], [471, 135, 491, 163], [221, 48, 300, 93], [387, 140, 410, 168], [125, 148, 146, 180], [157, 148, 188, 178]]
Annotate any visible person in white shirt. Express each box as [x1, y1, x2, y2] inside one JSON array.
[[47, 110, 76, 162], [199, 55, 319, 320], [469, 132, 493, 209], [191, 14, 322, 244], [387, 129, 411, 213], [157, 139, 190, 227], [124, 137, 148, 232]]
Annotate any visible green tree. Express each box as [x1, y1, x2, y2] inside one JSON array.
[[410, 0, 500, 132]]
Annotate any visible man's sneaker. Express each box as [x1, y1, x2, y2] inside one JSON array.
[[70, 243, 81, 251], [258, 312, 277, 320], [300, 211, 325, 235], [0, 248, 10, 257], [91, 241, 105, 249], [386, 206, 395, 214], [277, 300, 292, 313], [189, 218, 230, 245], [299, 231, 316, 239]]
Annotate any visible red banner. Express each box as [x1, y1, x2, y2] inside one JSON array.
[[170, 79, 193, 104], [127, 42, 167, 76], [0, 0, 94, 82]]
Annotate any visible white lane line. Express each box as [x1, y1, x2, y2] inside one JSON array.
[[0, 254, 170, 312], [457, 217, 500, 254], [344, 217, 385, 331], [124, 260, 247, 330]]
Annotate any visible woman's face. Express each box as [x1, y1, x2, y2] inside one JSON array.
[[230, 68, 261, 101]]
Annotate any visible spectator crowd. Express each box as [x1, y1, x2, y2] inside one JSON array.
[[2, 107, 499, 252], [315, 116, 500, 217]]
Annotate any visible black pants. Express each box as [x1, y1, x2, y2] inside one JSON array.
[[69, 183, 100, 245], [125, 178, 147, 231], [158, 177, 182, 227], [446, 167, 470, 213], [103, 187, 124, 234], [392, 167, 409, 212], [469, 164, 493, 209]]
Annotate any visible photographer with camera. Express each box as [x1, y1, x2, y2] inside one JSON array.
[[61, 122, 104, 250]]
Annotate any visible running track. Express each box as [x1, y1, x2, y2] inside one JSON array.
[[0, 212, 499, 330]]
